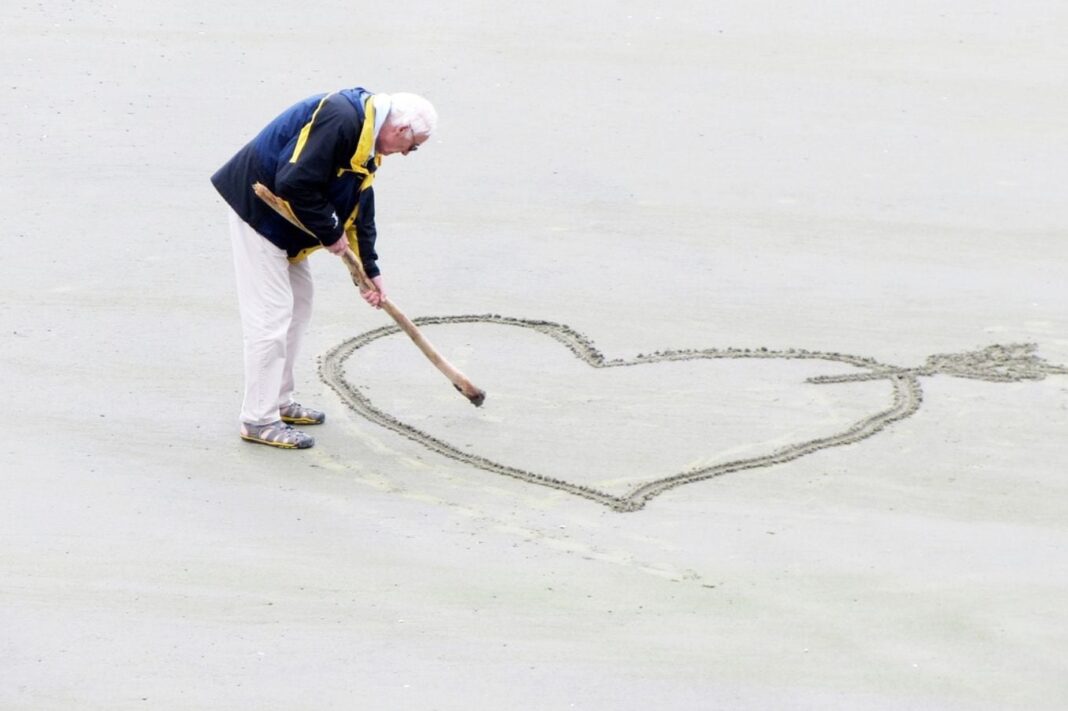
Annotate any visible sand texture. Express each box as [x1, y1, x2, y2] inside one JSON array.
[[3, 1, 1068, 709]]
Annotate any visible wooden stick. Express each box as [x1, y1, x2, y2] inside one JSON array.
[[251, 182, 486, 407]]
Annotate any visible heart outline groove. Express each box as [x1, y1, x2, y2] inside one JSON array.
[[319, 315, 1067, 512]]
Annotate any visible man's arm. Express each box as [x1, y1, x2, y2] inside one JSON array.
[[326, 186, 384, 307], [273, 94, 354, 246]]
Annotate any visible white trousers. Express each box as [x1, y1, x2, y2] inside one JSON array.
[[228, 208, 314, 425]]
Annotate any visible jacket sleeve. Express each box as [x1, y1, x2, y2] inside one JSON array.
[[273, 94, 354, 246], [354, 186, 380, 278]]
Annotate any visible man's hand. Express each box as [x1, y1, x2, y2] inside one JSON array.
[[361, 275, 386, 309], [325, 236, 348, 256], [325, 238, 383, 307]]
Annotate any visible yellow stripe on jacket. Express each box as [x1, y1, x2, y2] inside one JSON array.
[[289, 93, 334, 164]]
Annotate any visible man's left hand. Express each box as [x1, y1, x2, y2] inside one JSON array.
[[361, 275, 386, 309]]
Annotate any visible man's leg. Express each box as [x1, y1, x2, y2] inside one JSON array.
[[228, 209, 294, 427], [278, 257, 314, 411]]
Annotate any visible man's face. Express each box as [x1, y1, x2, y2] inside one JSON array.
[[376, 122, 428, 156]]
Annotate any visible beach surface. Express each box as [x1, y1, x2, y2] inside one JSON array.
[[3, 1, 1067, 708]]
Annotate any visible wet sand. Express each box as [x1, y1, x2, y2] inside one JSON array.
[[3, 1, 1068, 709]]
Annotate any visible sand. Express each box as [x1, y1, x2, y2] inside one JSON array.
[[3, 1, 1067, 709]]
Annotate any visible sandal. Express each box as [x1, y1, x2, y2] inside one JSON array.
[[241, 420, 315, 449], [280, 402, 326, 425]]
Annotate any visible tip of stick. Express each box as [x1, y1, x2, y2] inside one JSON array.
[[455, 383, 486, 407]]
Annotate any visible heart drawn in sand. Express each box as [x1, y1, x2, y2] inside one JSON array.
[[320, 315, 1067, 512]]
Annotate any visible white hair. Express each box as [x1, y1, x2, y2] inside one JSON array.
[[386, 93, 438, 138]]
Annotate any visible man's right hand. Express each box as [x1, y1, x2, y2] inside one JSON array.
[[325, 236, 348, 256]]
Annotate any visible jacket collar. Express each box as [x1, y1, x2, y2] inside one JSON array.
[[348, 94, 382, 175]]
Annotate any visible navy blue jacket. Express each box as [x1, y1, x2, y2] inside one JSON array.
[[211, 88, 382, 277]]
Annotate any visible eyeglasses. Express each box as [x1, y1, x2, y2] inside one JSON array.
[[405, 125, 420, 153]]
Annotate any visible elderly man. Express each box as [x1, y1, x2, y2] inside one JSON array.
[[211, 88, 437, 449]]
